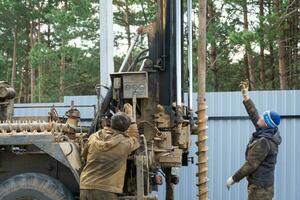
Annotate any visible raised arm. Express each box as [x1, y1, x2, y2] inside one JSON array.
[[124, 103, 140, 151], [239, 80, 259, 129], [127, 123, 140, 151]]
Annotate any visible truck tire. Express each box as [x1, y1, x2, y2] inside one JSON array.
[[0, 173, 74, 200]]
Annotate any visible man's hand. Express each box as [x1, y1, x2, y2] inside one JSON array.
[[239, 80, 249, 100], [123, 103, 133, 118], [226, 176, 235, 190]]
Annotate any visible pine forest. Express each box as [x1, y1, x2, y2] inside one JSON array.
[[0, 0, 299, 102]]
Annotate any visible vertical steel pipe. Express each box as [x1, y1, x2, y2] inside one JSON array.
[[100, 0, 114, 99], [176, 0, 182, 105], [187, 0, 193, 110]]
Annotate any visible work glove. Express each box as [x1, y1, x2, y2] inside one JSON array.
[[226, 176, 235, 190], [124, 103, 136, 123], [239, 80, 249, 100], [124, 103, 133, 117]]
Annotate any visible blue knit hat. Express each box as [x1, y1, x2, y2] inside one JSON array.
[[262, 111, 280, 128]]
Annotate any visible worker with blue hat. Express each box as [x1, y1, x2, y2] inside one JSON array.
[[226, 80, 281, 200]]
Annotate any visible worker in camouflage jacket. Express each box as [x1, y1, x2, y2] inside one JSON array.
[[226, 80, 281, 200], [80, 103, 140, 200]]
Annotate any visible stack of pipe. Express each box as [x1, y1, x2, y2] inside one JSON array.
[[0, 121, 86, 134]]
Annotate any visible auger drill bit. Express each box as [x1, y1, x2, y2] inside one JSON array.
[[196, 103, 208, 199]]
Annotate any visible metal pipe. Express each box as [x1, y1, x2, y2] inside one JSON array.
[[119, 33, 140, 72], [100, 0, 114, 99], [14, 105, 96, 109], [132, 93, 137, 122], [140, 134, 149, 194], [176, 0, 182, 105], [187, 0, 193, 109], [139, 53, 149, 71], [0, 121, 89, 134], [139, 59, 146, 71], [136, 155, 145, 200]]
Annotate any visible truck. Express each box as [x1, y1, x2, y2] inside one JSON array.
[[0, 1, 194, 199]]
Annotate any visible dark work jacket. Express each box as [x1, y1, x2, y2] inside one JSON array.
[[232, 99, 282, 188]]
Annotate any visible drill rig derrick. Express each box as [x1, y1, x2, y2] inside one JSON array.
[[0, 1, 197, 200], [90, 1, 193, 199], [91, 70, 192, 200], [0, 1, 197, 199]]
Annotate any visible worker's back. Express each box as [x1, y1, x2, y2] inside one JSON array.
[[80, 126, 139, 194]]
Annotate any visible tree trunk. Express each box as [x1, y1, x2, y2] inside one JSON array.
[[244, 54, 250, 82], [5, 53, 10, 81], [211, 43, 218, 91], [37, 16, 43, 102], [11, 29, 17, 89], [275, 0, 288, 89], [47, 0, 52, 48], [208, 0, 218, 91], [259, 0, 265, 89], [30, 21, 36, 102], [18, 24, 31, 103], [268, 0, 276, 89], [19, 68, 31, 103], [59, 0, 67, 102], [294, 0, 299, 88], [291, 0, 299, 88], [277, 38, 288, 90], [269, 43, 276, 89], [286, 0, 293, 88], [47, 25, 51, 47], [18, 70, 23, 103], [23, 70, 30, 103], [59, 38, 65, 102], [243, 2, 255, 90]]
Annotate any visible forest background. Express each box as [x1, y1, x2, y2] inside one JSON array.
[[0, 0, 299, 103]]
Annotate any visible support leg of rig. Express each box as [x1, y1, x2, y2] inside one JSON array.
[[164, 167, 174, 200]]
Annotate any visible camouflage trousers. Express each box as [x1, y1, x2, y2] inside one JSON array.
[[248, 184, 274, 200], [80, 189, 118, 200]]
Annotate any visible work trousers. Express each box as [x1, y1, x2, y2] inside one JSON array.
[[80, 189, 118, 200], [248, 183, 274, 200]]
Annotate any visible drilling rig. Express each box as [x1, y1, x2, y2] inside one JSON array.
[[0, 0, 203, 200], [91, 0, 194, 198]]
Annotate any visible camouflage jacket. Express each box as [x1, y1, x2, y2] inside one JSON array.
[[80, 124, 139, 193], [232, 98, 282, 187]]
